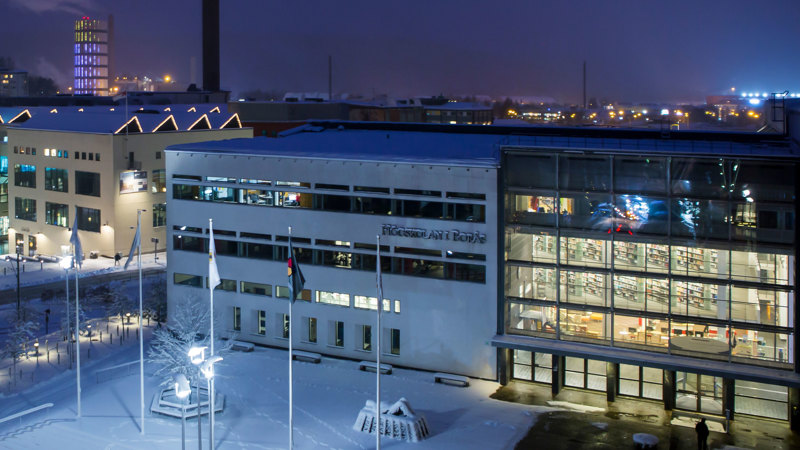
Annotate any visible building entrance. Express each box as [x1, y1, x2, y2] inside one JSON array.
[[676, 372, 723, 414], [28, 235, 36, 257]]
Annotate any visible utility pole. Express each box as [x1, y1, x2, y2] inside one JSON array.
[[15, 244, 21, 319]]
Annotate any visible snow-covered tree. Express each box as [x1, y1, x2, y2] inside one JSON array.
[[60, 300, 88, 341], [147, 295, 233, 387], [2, 316, 39, 373], [144, 275, 167, 325], [102, 282, 136, 323]]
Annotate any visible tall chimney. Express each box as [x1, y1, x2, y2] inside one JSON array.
[[202, 0, 220, 92]]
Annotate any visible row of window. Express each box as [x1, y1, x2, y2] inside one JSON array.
[[173, 272, 402, 313], [231, 307, 401, 355], [507, 192, 794, 244], [174, 225, 485, 262], [173, 175, 486, 201], [508, 302, 792, 365], [14, 198, 101, 231], [506, 154, 796, 203], [173, 184, 486, 223], [14, 199, 166, 230], [173, 236, 486, 283], [507, 231, 793, 286], [13, 146, 101, 162], [14, 165, 101, 196]]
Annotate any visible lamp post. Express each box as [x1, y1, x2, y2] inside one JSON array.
[[200, 355, 222, 450], [189, 346, 207, 450], [60, 256, 72, 369], [175, 374, 191, 450]]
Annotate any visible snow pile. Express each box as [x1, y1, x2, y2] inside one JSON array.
[[353, 397, 429, 442]]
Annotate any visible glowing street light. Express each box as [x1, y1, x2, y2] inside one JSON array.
[[175, 374, 191, 450], [188, 346, 207, 450]]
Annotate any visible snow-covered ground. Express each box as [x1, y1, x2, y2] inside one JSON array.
[[0, 342, 543, 449]]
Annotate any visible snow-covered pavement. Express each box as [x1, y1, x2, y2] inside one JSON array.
[[0, 344, 543, 449]]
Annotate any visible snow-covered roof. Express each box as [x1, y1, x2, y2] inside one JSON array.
[[8, 109, 242, 135], [166, 125, 502, 168]]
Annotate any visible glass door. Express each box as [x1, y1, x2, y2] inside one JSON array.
[[676, 372, 723, 414], [28, 235, 36, 257]]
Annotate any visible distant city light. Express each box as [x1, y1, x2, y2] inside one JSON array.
[[748, 98, 761, 105], [660, 109, 669, 115]]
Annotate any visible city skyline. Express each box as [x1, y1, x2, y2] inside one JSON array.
[[0, 0, 798, 102]]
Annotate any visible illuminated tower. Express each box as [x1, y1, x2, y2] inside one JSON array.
[[73, 16, 113, 96]]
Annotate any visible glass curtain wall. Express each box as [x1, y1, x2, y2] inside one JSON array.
[[505, 152, 795, 368]]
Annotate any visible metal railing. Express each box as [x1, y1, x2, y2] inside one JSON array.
[[0, 403, 54, 429], [95, 360, 139, 384]]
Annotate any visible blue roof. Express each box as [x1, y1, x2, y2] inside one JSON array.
[[166, 121, 799, 165], [166, 125, 502, 167], [8, 109, 240, 134]]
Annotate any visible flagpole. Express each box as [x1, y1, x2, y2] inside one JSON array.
[[74, 247, 81, 418], [376, 235, 382, 449], [137, 209, 145, 434], [208, 218, 216, 450], [288, 226, 294, 450]]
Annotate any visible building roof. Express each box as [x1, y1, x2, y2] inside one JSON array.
[[167, 121, 800, 164], [6, 108, 242, 134], [166, 124, 503, 168]]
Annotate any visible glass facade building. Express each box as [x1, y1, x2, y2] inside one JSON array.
[[500, 144, 799, 422]]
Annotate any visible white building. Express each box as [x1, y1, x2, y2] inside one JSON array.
[[166, 126, 500, 378], [6, 106, 249, 258]]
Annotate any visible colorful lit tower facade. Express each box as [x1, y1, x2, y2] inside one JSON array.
[[73, 16, 113, 96]]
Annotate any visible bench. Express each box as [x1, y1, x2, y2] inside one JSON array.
[[359, 361, 392, 374], [292, 350, 321, 363], [434, 372, 469, 387], [231, 341, 254, 352]]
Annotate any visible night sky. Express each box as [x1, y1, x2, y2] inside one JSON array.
[[1, 0, 799, 103]]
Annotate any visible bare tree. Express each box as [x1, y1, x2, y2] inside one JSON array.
[[2, 315, 39, 376]]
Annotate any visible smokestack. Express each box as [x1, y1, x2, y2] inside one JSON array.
[[583, 60, 586, 109], [202, 0, 220, 92]]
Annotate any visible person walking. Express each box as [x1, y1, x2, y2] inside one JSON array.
[[695, 418, 709, 450]]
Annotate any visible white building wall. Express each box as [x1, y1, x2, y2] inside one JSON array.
[[166, 150, 499, 379], [6, 127, 250, 258]]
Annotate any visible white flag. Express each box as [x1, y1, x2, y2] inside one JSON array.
[[209, 222, 221, 289], [123, 220, 140, 270], [70, 212, 83, 268]]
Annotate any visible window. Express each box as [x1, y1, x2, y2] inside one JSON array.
[[257, 310, 266, 335], [308, 317, 317, 343], [281, 314, 290, 339], [208, 278, 236, 291], [75, 171, 100, 197], [361, 325, 372, 351], [14, 197, 36, 222], [152, 203, 166, 227], [241, 281, 271, 296], [76, 206, 100, 232], [354, 296, 391, 312], [389, 328, 400, 355], [95, 153, 100, 161], [155, 151, 162, 160], [316, 290, 350, 307], [232, 306, 241, 331], [45, 202, 69, 227], [276, 286, 311, 301], [14, 164, 36, 188], [331, 321, 344, 347], [152, 169, 166, 193], [45, 168, 68, 192], [173, 273, 202, 287]]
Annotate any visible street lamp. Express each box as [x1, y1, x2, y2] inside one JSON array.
[[189, 346, 207, 450], [200, 355, 222, 450], [175, 374, 191, 450]]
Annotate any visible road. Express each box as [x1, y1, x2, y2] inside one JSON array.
[[0, 267, 165, 305]]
